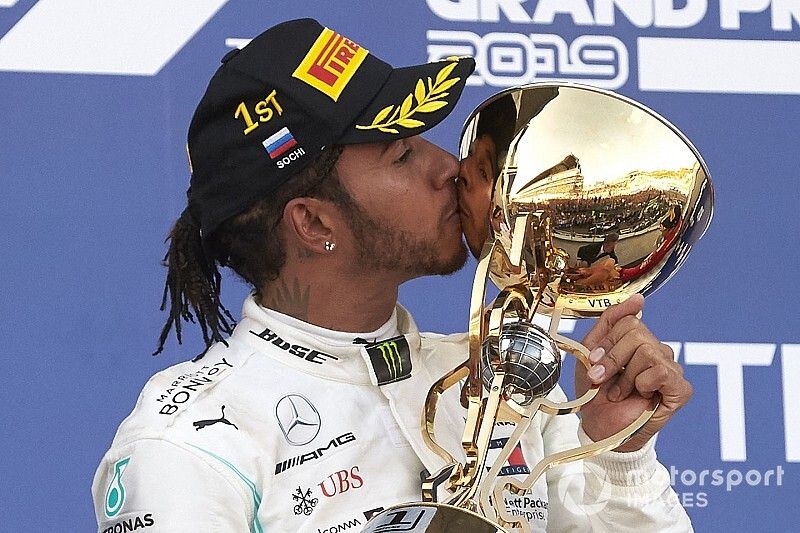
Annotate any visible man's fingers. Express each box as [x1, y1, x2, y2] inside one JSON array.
[[582, 294, 644, 350], [657, 366, 694, 410], [608, 343, 663, 401], [631, 359, 693, 410], [631, 364, 671, 399], [587, 317, 657, 384], [636, 369, 693, 444]]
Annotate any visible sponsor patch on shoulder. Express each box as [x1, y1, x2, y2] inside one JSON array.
[[154, 357, 234, 416], [104, 457, 130, 517]]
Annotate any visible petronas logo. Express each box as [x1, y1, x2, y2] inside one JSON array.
[[104, 457, 130, 518], [365, 336, 412, 385]]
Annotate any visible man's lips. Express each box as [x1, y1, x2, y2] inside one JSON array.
[[442, 201, 460, 225], [456, 196, 472, 221]]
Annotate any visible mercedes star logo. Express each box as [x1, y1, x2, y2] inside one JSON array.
[[275, 394, 321, 446]]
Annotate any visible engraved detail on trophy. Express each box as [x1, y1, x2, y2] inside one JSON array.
[[362, 83, 714, 532]]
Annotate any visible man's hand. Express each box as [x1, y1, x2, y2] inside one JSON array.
[[575, 294, 692, 452]]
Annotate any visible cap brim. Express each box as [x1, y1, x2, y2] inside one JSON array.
[[339, 56, 475, 144]]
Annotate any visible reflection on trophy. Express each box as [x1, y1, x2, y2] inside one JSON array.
[[363, 83, 714, 532]]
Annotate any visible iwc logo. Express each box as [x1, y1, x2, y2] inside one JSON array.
[[275, 394, 321, 446]]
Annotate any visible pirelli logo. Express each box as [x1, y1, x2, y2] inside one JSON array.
[[292, 27, 368, 101]]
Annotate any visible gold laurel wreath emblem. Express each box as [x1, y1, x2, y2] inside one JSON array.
[[355, 61, 462, 134]]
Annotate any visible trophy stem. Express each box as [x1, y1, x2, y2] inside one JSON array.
[[478, 401, 536, 523], [489, 307, 660, 532], [422, 363, 470, 478], [423, 222, 661, 531], [449, 371, 506, 508], [419, 239, 506, 507], [467, 240, 495, 398]]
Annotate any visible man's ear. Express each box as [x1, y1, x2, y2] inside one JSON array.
[[282, 197, 336, 253]]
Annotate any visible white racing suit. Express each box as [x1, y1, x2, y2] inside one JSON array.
[[92, 295, 691, 532]]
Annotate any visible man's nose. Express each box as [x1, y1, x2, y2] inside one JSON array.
[[429, 142, 460, 189], [457, 157, 475, 189]]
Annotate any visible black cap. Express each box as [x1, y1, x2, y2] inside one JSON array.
[[186, 18, 475, 237]]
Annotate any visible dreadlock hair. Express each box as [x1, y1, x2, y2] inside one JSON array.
[[154, 144, 345, 357]]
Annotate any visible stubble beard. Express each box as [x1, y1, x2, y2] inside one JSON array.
[[343, 200, 468, 278]]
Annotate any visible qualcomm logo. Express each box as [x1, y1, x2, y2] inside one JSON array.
[[0, 0, 230, 75]]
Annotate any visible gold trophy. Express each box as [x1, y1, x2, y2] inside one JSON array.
[[363, 83, 714, 532]]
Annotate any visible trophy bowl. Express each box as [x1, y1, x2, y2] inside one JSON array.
[[458, 83, 714, 318]]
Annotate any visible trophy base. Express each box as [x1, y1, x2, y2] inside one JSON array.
[[362, 503, 507, 533]]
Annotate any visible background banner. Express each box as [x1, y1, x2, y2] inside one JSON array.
[[1, 1, 797, 530]]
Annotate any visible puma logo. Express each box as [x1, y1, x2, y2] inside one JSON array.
[[193, 405, 238, 431]]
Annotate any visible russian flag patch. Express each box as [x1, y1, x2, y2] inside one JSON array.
[[263, 127, 298, 159]]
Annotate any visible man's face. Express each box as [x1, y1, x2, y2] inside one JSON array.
[[457, 134, 498, 257], [333, 135, 467, 279]]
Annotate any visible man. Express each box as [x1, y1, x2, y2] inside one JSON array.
[[457, 93, 517, 259], [93, 19, 692, 532], [577, 233, 620, 267]]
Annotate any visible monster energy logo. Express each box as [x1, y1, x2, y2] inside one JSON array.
[[104, 457, 130, 518], [379, 341, 402, 378], [365, 336, 412, 385]]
